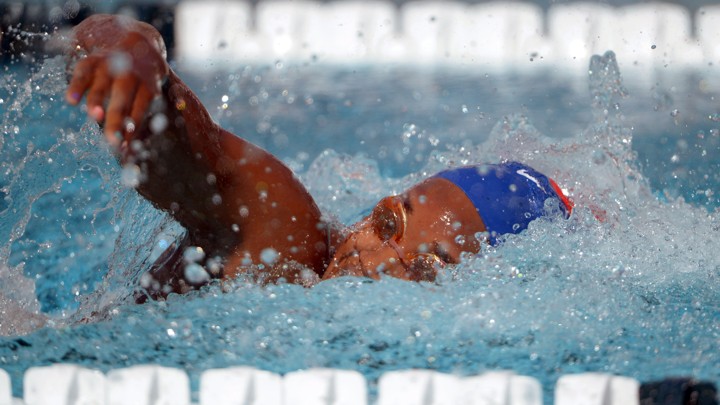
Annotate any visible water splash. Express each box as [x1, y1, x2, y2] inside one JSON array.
[[0, 52, 718, 403], [0, 57, 175, 326]]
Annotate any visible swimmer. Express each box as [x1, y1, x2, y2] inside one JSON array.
[[63, 15, 573, 301]]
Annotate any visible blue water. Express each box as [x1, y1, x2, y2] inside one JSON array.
[[0, 52, 719, 402]]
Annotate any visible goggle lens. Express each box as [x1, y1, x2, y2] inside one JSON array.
[[371, 196, 406, 242]]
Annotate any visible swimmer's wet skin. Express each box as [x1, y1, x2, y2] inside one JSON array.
[[63, 14, 572, 301]]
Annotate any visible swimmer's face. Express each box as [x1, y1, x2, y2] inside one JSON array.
[[323, 178, 486, 282]]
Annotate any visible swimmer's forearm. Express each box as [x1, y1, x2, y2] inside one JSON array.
[[134, 72, 330, 276]]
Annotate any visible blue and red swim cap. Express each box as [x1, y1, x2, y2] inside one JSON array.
[[433, 161, 573, 245]]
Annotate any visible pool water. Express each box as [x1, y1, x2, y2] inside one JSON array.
[[0, 52, 718, 402]]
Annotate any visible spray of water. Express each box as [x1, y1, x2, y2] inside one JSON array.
[[0, 51, 717, 401]]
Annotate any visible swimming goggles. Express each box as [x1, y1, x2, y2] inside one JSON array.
[[370, 196, 445, 280]]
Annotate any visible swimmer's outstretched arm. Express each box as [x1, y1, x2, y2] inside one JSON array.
[[64, 15, 330, 290]]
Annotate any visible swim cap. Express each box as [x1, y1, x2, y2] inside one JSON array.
[[433, 162, 573, 245]]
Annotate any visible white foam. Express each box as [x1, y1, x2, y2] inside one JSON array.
[[0, 265, 46, 337]]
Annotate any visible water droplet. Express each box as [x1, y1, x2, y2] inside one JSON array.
[[206, 257, 223, 276], [184, 263, 210, 284], [120, 164, 142, 188], [150, 114, 168, 134], [108, 51, 131, 75], [474, 231, 489, 243], [183, 246, 205, 263], [592, 149, 607, 164], [261, 248, 279, 265], [124, 118, 135, 133], [454, 235, 466, 245]]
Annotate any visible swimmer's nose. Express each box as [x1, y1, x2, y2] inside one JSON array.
[[323, 222, 412, 280]]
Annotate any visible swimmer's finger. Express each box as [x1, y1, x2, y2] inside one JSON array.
[[105, 75, 138, 146], [129, 85, 154, 133], [66, 57, 98, 105], [85, 63, 112, 122]]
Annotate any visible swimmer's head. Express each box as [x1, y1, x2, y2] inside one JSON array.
[[433, 161, 573, 245], [323, 162, 572, 282]]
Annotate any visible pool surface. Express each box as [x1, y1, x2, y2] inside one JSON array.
[[0, 50, 719, 402]]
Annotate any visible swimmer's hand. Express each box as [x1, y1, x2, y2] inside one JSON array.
[[64, 14, 169, 148]]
